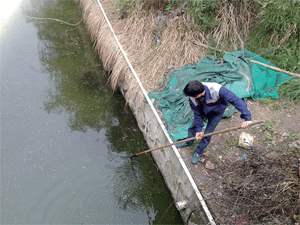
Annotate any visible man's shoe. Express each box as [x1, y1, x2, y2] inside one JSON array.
[[191, 153, 201, 164], [176, 141, 194, 148]]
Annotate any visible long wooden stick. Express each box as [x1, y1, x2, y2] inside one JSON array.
[[247, 59, 300, 77], [129, 120, 265, 158], [193, 41, 300, 78]]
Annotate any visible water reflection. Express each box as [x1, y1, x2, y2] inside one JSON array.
[[23, 0, 111, 133], [19, 0, 182, 224]]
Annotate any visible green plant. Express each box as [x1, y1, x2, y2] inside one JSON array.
[[276, 147, 284, 153], [168, 0, 184, 6], [257, 98, 275, 106], [227, 138, 238, 147], [278, 77, 300, 102], [206, 36, 225, 57], [249, 0, 300, 48], [264, 134, 273, 141], [268, 142, 276, 149], [224, 146, 229, 153], [187, 0, 218, 30], [246, 0, 300, 98], [116, 0, 135, 14], [252, 127, 259, 133], [283, 100, 294, 109], [263, 121, 277, 134], [272, 102, 281, 110], [164, 3, 172, 11], [212, 153, 220, 164], [258, 0, 300, 39], [288, 133, 300, 141]]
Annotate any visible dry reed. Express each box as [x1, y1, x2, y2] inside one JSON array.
[[79, 0, 207, 107], [78, 0, 257, 107], [212, 1, 253, 51]]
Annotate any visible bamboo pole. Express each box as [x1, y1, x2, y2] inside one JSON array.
[[193, 41, 300, 78], [129, 120, 265, 158], [247, 59, 300, 77]]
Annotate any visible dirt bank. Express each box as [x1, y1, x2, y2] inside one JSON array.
[[179, 100, 300, 224]]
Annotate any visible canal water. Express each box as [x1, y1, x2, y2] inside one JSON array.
[[0, 0, 183, 224]]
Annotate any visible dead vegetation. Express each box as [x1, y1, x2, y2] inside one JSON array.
[[79, 0, 259, 107], [219, 152, 299, 224]]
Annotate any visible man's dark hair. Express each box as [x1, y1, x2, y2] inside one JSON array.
[[183, 80, 205, 97]]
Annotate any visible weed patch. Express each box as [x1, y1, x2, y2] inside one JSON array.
[[278, 77, 300, 102]]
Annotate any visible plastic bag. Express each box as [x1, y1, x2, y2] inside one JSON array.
[[238, 132, 253, 149]]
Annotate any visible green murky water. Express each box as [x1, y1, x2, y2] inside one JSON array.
[[0, 0, 183, 224]]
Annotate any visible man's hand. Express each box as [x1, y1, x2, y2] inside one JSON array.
[[196, 131, 204, 140], [241, 121, 252, 128]]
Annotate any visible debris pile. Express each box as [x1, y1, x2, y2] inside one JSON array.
[[219, 151, 299, 223]]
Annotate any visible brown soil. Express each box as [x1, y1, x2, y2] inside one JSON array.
[[178, 100, 300, 224]]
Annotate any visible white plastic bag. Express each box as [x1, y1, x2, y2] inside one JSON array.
[[238, 132, 253, 150]]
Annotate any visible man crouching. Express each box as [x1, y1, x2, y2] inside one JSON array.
[[176, 80, 252, 164]]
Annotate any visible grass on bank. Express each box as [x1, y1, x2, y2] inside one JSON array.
[[278, 77, 300, 102], [245, 0, 300, 103]]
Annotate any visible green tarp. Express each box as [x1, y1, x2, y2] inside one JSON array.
[[148, 49, 293, 142]]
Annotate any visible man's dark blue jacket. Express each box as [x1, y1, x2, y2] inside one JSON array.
[[189, 84, 252, 133]]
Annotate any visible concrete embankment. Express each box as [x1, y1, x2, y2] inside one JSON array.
[[76, 0, 214, 223]]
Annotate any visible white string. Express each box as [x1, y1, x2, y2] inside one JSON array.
[[22, 14, 82, 26]]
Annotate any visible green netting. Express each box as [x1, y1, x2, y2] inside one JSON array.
[[147, 49, 293, 142]]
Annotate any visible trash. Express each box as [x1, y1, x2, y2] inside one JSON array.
[[167, 65, 174, 70], [175, 200, 188, 210], [238, 132, 253, 149], [205, 160, 215, 170], [200, 157, 206, 163], [241, 154, 247, 160], [288, 141, 300, 149]]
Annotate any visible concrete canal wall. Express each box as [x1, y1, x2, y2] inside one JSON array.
[[77, 0, 213, 223]]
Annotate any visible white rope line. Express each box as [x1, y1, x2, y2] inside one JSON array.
[[22, 14, 82, 26], [94, 1, 216, 224]]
